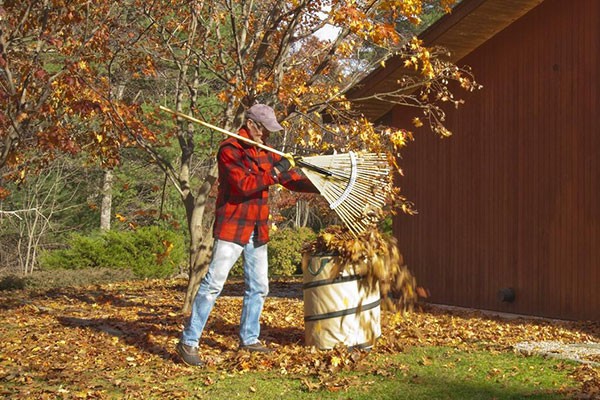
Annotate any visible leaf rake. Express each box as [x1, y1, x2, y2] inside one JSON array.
[[160, 106, 391, 235]]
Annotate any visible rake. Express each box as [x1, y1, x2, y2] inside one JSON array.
[[160, 106, 391, 236]]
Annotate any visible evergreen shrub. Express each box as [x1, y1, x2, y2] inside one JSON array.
[[39, 226, 186, 278]]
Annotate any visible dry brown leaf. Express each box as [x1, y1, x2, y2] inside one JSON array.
[[0, 278, 598, 398]]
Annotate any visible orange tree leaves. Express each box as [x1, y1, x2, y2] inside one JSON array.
[[104, 0, 477, 311], [1, 0, 481, 209], [2, 0, 480, 279], [0, 1, 157, 196]]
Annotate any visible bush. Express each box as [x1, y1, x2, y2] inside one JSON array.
[[39, 226, 186, 278], [40, 234, 107, 270], [230, 227, 316, 277], [0, 274, 26, 290], [268, 227, 316, 276]]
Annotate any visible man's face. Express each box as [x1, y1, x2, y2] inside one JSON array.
[[248, 120, 267, 144]]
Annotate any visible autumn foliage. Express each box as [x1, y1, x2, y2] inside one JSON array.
[[0, 0, 481, 208], [0, 279, 598, 398], [2, 1, 483, 310], [0, 1, 157, 196]]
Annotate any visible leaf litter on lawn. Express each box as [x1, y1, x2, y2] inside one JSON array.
[[0, 278, 598, 398]]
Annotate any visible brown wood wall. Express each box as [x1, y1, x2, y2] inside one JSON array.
[[392, 0, 600, 321]]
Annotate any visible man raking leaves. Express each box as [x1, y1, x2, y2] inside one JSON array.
[[172, 104, 318, 366], [160, 105, 393, 236], [162, 104, 398, 366]]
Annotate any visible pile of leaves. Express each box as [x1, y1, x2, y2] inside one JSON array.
[[303, 225, 423, 312], [0, 278, 598, 399]]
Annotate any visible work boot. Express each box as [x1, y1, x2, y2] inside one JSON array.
[[239, 341, 275, 354], [176, 342, 204, 366]]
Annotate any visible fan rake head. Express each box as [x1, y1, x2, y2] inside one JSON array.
[[299, 152, 392, 236]]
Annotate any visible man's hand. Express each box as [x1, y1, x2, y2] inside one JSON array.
[[274, 153, 295, 173]]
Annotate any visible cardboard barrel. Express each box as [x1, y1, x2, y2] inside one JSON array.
[[302, 253, 381, 349]]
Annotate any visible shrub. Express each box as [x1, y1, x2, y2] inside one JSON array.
[[268, 227, 316, 276], [0, 274, 26, 290], [39, 226, 186, 278], [230, 227, 316, 277]]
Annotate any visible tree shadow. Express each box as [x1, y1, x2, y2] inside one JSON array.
[[57, 312, 183, 361], [42, 286, 149, 308], [0, 284, 156, 311], [8, 278, 598, 365], [0, 276, 303, 313], [384, 370, 568, 400], [56, 306, 305, 362]]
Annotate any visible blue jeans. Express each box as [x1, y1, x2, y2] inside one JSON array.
[[180, 235, 269, 347]]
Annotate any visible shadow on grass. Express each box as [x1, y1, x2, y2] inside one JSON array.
[[54, 278, 305, 362], [375, 372, 568, 400], [56, 313, 304, 361]]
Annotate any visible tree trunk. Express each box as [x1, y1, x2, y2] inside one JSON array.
[[182, 227, 214, 314], [181, 163, 219, 314], [295, 199, 310, 228], [100, 169, 113, 231]]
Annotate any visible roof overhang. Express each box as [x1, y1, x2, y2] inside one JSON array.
[[347, 0, 545, 121]]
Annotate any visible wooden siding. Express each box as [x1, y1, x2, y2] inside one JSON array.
[[392, 0, 600, 321], [348, 0, 544, 121]]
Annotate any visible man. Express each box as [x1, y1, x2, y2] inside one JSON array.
[[177, 104, 318, 366]]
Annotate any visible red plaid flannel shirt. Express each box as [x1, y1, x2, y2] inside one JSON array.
[[213, 128, 318, 246]]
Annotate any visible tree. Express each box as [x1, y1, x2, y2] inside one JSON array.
[[0, 1, 156, 196], [0, 159, 93, 274], [128, 0, 480, 312], [1, 0, 480, 313], [100, 170, 114, 231]]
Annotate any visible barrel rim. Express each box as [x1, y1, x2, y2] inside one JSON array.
[[303, 251, 340, 257]]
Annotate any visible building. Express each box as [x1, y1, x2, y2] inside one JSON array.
[[349, 0, 599, 321]]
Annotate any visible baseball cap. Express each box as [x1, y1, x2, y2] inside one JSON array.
[[245, 104, 284, 132]]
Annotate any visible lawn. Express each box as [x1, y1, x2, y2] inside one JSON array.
[[0, 277, 598, 399]]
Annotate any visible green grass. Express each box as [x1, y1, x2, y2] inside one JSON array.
[[92, 346, 574, 399], [3, 346, 575, 399]]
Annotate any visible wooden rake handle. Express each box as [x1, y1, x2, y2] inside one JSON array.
[[159, 106, 286, 156], [159, 106, 332, 177]]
